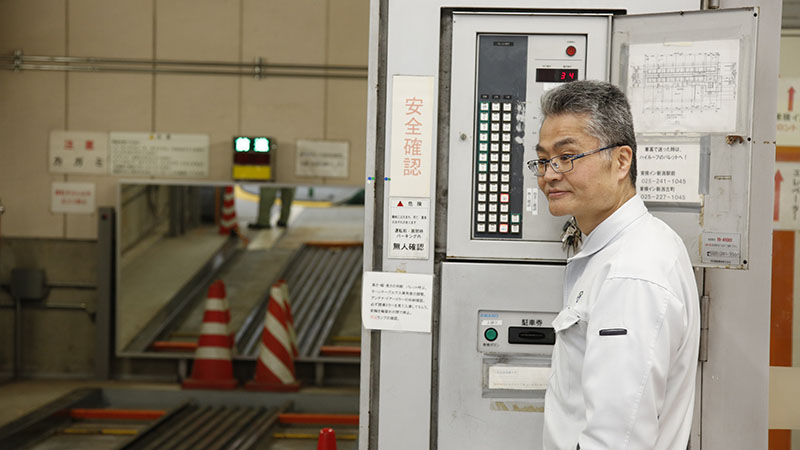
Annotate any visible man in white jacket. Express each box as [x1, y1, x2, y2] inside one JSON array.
[[533, 80, 700, 450]]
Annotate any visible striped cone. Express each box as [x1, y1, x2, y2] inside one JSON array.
[[245, 294, 300, 391], [219, 185, 238, 235], [317, 428, 337, 450], [275, 280, 299, 358], [182, 280, 237, 390]]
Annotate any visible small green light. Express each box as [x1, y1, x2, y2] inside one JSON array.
[[235, 137, 251, 152], [253, 137, 270, 152], [484, 328, 498, 342]]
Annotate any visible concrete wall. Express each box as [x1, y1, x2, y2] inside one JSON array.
[[0, 0, 369, 377]]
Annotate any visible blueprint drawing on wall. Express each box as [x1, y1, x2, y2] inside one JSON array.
[[627, 39, 740, 133]]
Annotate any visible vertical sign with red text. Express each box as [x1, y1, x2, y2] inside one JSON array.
[[777, 77, 800, 146], [389, 76, 434, 198]]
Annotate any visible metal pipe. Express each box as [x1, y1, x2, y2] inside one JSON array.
[[2, 53, 367, 71], [1, 63, 368, 79]]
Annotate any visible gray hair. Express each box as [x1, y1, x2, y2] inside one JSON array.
[[540, 80, 637, 186]]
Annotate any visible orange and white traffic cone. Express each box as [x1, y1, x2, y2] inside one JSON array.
[[219, 185, 238, 235], [275, 280, 299, 358], [245, 294, 300, 391], [316, 428, 337, 450], [182, 280, 237, 390]]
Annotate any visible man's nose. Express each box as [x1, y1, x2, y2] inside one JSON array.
[[541, 162, 561, 181]]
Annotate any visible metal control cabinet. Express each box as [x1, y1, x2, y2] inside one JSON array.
[[362, 2, 779, 450]]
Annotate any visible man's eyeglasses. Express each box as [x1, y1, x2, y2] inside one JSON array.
[[526, 144, 621, 177]]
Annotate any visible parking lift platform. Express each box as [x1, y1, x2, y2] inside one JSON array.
[[0, 387, 358, 450]]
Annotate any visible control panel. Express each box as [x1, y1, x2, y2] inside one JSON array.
[[472, 34, 586, 240], [478, 310, 557, 355]]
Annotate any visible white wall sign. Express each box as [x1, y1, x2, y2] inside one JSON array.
[[774, 161, 800, 230], [361, 271, 433, 333], [109, 132, 209, 177], [389, 75, 435, 197], [777, 77, 800, 146], [51, 182, 95, 214], [701, 232, 741, 266], [295, 139, 349, 178], [388, 197, 430, 260], [49, 130, 109, 174], [637, 142, 702, 204]]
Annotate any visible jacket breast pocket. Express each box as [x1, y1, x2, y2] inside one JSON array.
[[552, 306, 582, 334]]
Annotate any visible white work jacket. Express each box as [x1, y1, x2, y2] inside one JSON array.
[[543, 195, 700, 450]]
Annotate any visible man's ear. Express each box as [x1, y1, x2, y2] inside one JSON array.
[[616, 145, 633, 182]]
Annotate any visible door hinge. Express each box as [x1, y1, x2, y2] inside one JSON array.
[[699, 295, 710, 362]]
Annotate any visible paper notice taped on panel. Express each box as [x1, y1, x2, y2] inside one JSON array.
[[627, 39, 740, 133], [488, 365, 551, 390], [637, 142, 702, 204], [362, 271, 433, 333]]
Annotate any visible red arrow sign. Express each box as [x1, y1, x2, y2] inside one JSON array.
[[775, 170, 784, 221], [790, 87, 796, 112]]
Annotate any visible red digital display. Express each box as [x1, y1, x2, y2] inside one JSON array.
[[535, 68, 579, 83]]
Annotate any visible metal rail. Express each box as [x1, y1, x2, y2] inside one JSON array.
[[239, 243, 363, 358]]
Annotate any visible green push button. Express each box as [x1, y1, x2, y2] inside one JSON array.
[[484, 328, 498, 342]]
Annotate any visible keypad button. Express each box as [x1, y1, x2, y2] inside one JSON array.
[[479, 133, 488, 142], [492, 103, 501, 111], [478, 163, 487, 172], [503, 113, 512, 122], [491, 133, 500, 142], [478, 193, 486, 202], [479, 143, 488, 151], [479, 123, 488, 131], [480, 112, 489, 121], [503, 103, 512, 111], [490, 153, 499, 162], [491, 123, 500, 132], [500, 214, 509, 223], [488, 224, 497, 233], [501, 164, 510, 172], [500, 204, 509, 213], [478, 183, 487, 192], [477, 203, 486, 212], [491, 113, 500, 121], [511, 224, 520, 233], [499, 223, 509, 233], [502, 123, 511, 132], [478, 173, 487, 182], [479, 153, 488, 162], [489, 194, 498, 202], [490, 163, 499, 172], [489, 173, 498, 182], [501, 174, 510, 182], [502, 133, 511, 142], [501, 183, 509, 192], [477, 223, 486, 232], [478, 213, 486, 222], [489, 203, 498, 212], [500, 193, 509, 203], [501, 154, 510, 162], [489, 184, 498, 192], [489, 214, 497, 223], [490, 143, 499, 152], [511, 214, 520, 223], [480, 103, 489, 111], [502, 143, 511, 152]]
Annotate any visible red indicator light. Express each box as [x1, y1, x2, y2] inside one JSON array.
[[566, 45, 577, 57]]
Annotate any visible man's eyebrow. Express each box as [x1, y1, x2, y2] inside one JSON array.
[[536, 137, 578, 153]]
